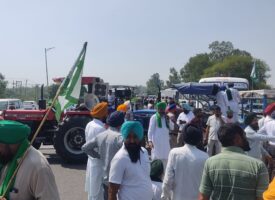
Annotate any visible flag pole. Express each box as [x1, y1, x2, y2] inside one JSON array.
[[1, 42, 87, 198]]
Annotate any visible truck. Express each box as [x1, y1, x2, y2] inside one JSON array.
[[1, 76, 109, 163]]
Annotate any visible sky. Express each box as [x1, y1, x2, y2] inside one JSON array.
[[0, 0, 275, 87]]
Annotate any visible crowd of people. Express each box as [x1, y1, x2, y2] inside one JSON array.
[[81, 99, 275, 200], [2, 95, 275, 199]]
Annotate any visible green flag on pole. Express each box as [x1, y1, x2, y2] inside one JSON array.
[[250, 61, 257, 82], [54, 42, 87, 121]]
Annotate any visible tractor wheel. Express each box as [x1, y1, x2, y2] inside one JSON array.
[[53, 116, 92, 163]]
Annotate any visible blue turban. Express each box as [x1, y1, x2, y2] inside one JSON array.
[[168, 103, 176, 111], [107, 111, 125, 127], [182, 103, 192, 111], [121, 121, 144, 141]]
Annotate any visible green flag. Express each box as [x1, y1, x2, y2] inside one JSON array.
[[250, 61, 258, 82], [54, 42, 87, 121]]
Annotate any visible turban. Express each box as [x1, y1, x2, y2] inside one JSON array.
[[124, 100, 131, 108], [168, 103, 176, 111], [117, 104, 127, 113], [0, 120, 31, 144], [121, 121, 144, 141], [265, 103, 275, 116], [150, 159, 164, 181], [156, 102, 167, 110], [107, 111, 125, 127], [91, 102, 108, 118], [244, 113, 257, 126], [182, 103, 192, 111]]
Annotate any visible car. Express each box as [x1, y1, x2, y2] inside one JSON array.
[[133, 109, 156, 134], [0, 99, 23, 111], [23, 101, 39, 110]]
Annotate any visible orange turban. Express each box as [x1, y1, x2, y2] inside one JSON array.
[[263, 178, 275, 200], [91, 102, 108, 118], [117, 104, 127, 113]]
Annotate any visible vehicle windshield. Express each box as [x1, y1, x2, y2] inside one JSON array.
[[0, 101, 8, 110]]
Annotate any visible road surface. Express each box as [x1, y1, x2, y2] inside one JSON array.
[[40, 145, 87, 200]]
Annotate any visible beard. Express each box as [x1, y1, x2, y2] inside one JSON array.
[[242, 139, 251, 152], [125, 143, 142, 163], [250, 123, 259, 131], [0, 148, 14, 165]]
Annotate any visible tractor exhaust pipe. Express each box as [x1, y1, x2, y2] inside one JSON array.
[[38, 84, 46, 109]]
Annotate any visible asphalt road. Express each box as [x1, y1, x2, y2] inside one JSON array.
[[40, 145, 87, 200]]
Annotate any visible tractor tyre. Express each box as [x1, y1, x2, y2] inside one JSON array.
[[53, 116, 92, 163]]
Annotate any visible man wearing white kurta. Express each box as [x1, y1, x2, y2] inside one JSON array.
[[226, 83, 241, 123], [176, 103, 194, 132], [216, 86, 228, 117], [244, 113, 275, 162], [85, 102, 108, 200], [148, 102, 170, 168], [162, 124, 208, 200]]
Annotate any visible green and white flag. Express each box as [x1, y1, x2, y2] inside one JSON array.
[[250, 61, 257, 81], [54, 42, 87, 121]]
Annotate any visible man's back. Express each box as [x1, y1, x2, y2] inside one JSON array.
[[2, 147, 60, 200], [199, 146, 269, 200], [163, 144, 208, 200], [95, 128, 123, 183]]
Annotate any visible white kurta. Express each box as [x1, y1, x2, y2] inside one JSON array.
[[216, 91, 228, 116], [148, 114, 170, 160], [176, 111, 194, 131], [260, 116, 275, 145], [227, 88, 241, 122], [245, 125, 275, 160], [162, 144, 208, 200], [85, 119, 106, 200]]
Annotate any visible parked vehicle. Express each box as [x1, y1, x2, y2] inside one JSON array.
[[23, 101, 39, 110], [0, 99, 23, 111], [1, 77, 109, 163], [199, 77, 249, 90]]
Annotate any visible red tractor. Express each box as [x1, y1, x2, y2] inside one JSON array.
[[1, 76, 109, 163]]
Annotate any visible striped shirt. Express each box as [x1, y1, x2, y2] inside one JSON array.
[[199, 146, 269, 200]]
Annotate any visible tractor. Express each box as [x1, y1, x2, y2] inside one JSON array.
[[1, 76, 109, 163]]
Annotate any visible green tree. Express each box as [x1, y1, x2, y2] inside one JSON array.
[[146, 73, 164, 95], [208, 41, 234, 61], [0, 73, 7, 98], [166, 67, 181, 87], [180, 53, 211, 82]]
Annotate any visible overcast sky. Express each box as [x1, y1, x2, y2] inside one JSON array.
[[0, 0, 274, 87]]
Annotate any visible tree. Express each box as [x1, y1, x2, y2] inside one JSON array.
[[0, 73, 7, 98], [180, 53, 212, 82], [166, 67, 181, 87], [146, 73, 164, 95], [208, 41, 234, 61]]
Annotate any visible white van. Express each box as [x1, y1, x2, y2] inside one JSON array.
[[199, 77, 249, 90], [0, 99, 23, 111]]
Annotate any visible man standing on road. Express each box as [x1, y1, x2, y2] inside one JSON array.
[[82, 111, 125, 200], [166, 104, 179, 148], [162, 124, 208, 200], [148, 102, 170, 168], [108, 121, 153, 200], [0, 120, 60, 200], [85, 102, 108, 200], [244, 113, 275, 162], [205, 106, 223, 156], [226, 83, 241, 123], [176, 103, 194, 133], [199, 123, 269, 200]]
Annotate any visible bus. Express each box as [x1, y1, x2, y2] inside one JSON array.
[[199, 77, 249, 90]]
